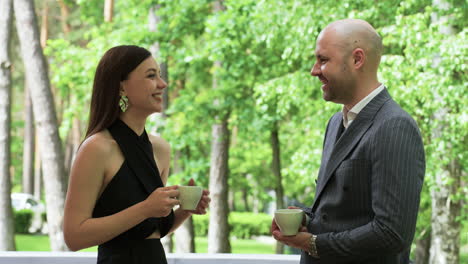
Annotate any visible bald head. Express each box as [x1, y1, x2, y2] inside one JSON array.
[[319, 19, 383, 70]]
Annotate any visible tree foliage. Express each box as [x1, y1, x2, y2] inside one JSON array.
[[8, 0, 466, 257]]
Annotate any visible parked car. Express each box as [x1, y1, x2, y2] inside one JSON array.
[[11, 193, 45, 213], [11, 193, 46, 233]]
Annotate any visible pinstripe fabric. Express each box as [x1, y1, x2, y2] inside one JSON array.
[[301, 89, 425, 264]]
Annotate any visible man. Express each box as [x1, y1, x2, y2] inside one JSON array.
[[271, 19, 425, 264]]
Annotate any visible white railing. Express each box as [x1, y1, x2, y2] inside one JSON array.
[[0, 252, 300, 264]]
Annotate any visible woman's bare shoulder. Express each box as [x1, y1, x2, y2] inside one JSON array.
[[79, 130, 119, 158], [148, 133, 170, 155]]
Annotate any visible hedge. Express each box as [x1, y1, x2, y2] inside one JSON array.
[[13, 209, 33, 234], [193, 212, 272, 239], [14, 210, 274, 237]]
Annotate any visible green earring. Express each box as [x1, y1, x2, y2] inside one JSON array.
[[119, 95, 129, 112]]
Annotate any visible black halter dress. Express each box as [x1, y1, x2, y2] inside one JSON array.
[[92, 119, 175, 264]]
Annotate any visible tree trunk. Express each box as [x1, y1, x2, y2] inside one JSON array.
[[207, 0, 231, 254], [148, 4, 169, 119], [158, 67, 173, 253], [148, 5, 179, 252], [64, 118, 80, 178], [0, 0, 16, 251], [64, 132, 72, 176], [104, 0, 114, 23], [414, 228, 431, 264], [160, 62, 169, 115], [148, 5, 161, 59], [161, 145, 174, 253], [271, 120, 285, 254], [208, 117, 231, 253], [161, 234, 173, 253], [22, 87, 35, 194], [228, 190, 235, 212], [242, 188, 249, 212], [59, 0, 75, 179], [271, 121, 284, 210], [175, 217, 195, 253], [247, 174, 260, 213], [173, 150, 195, 253], [39, 0, 48, 48], [14, 0, 67, 251], [33, 138, 42, 201], [429, 162, 461, 264], [69, 119, 81, 174], [429, 1, 461, 263], [57, 0, 71, 34]]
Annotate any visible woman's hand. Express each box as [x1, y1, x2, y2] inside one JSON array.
[[185, 178, 210, 215], [144, 185, 180, 218]]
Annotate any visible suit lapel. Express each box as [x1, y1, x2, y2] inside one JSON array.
[[314, 112, 341, 200], [312, 89, 391, 210]]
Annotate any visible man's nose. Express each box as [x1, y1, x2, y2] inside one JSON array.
[[310, 63, 320, 76]]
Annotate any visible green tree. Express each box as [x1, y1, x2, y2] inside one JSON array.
[[0, 0, 16, 251], [14, 0, 68, 251], [29, 1, 466, 261]]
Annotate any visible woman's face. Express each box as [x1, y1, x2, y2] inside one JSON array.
[[121, 56, 167, 114]]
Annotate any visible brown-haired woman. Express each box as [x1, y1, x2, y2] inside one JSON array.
[[63, 45, 210, 264]]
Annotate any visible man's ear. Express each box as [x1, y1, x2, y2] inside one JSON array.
[[352, 48, 365, 69]]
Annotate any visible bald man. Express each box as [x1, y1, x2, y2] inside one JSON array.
[[271, 19, 425, 264]]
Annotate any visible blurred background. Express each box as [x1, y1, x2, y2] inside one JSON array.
[[0, 0, 466, 263]]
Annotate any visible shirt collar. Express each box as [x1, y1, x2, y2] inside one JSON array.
[[342, 83, 385, 128]]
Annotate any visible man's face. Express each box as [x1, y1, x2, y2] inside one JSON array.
[[310, 30, 354, 104]]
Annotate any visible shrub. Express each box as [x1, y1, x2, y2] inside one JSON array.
[[229, 212, 272, 239], [14, 209, 33, 234], [193, 214, 209, 237], [193, 212, 272, 239]]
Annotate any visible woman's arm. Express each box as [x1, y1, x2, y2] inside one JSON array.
[[151, 135, 210, 235], [167, 186, 211, 234], [63, 135, 179, 251]]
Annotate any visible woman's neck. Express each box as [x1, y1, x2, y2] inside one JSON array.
[[119, 111, 147, 136]]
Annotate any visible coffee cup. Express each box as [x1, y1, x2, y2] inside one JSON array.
[[274, 209, 304, 236], [178, 186, 203, 210]]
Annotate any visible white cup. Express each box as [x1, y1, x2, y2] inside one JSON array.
[[178, 186, 203, 210], [274, 209, 304, 236]]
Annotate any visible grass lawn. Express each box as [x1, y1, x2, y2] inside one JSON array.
[[16, 233, 466, 261], [193, 237, 275, 254], [15, 234, 50, 251], [15, 234, 275, 254]]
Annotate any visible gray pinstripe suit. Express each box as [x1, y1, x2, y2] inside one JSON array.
[[301, 89, 425, 264]]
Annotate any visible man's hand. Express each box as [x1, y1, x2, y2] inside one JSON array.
[[270, 205, 309, 250], [272, 228, 311, 251]]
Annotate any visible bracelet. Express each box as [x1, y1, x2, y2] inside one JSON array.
[[307, 234, 319, 258]]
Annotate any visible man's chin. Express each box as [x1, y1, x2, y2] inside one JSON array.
[[322, 93, 334, 102]]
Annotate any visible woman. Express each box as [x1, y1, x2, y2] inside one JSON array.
[[63, 45, 210, 264]]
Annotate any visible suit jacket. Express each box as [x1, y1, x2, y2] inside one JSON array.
[[301, 89, 425, 264]]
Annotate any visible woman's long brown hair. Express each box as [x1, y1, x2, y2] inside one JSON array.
[[84, 45, 151, 139]]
